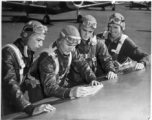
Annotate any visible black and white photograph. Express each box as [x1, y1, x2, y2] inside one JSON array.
[[1, 1, 151, 120]]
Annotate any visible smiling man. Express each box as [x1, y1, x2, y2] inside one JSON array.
[[97, 13, 150, 71]]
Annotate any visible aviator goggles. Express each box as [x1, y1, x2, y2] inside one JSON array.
[[108, 17, 124, 25], [23, 25, 48, 35], [60, 31, 81, 45], [82, 20, 97, 29], [65, 36, 81, 45]]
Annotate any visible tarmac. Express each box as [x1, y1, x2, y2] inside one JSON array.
[[2, 4, 151, 56]]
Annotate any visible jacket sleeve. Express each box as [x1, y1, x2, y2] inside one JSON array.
[[123, 38, 150, 66], [2, 48, 33, 113], [71, 49, 97, 84], [96, 40, 116, 73], [39, 55, 71, 99]]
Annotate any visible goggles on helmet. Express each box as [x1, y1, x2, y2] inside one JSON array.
[[65, 36, 81, 45], [82, 20, 97, 29], [23, 25, 48, 35], [108, 17, 124, 25]]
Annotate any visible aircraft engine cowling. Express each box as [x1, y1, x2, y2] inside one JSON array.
[[66, 1, 83, 9]]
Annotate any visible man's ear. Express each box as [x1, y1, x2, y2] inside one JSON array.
[[58, 38, 64, 45]]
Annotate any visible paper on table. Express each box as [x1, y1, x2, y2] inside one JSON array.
[[83, 84, 103, 97], [70, 84, 104, 99]]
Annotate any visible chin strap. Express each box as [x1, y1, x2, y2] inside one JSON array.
[[24, 46, 28, 57]]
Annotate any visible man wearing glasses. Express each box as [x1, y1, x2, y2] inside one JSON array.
[[67, 15, 118, 87], [27, 25, 102, 103], [97, 13, 149, 72]]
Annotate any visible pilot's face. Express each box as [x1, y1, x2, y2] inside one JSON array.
[[27, 34, 45, 52], [59, 38, 76, 55], [108, 24, 122, 39], [80, 26, 94, 41]]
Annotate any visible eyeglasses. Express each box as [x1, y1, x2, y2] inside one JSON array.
[[65, 36, 81, 45], [108, 17, 123, 24], [24, 25, 48, 35], [82, 20, 97, 29]]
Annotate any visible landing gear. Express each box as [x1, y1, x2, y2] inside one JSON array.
[[26, 12, 29, 17], [25, 10, 29, 17], [130, 6, 132, 9], [112, 7, 115, 11], [77, 15, 82, 23], [102, 7, 105, 11], [112, 4, 115, 11], [76, 8, 82, 23], [43, 15, 50, 24], [147, 7, 150, 10]]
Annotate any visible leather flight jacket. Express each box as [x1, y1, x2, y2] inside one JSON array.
[[2, 38, 34, 116], [28, 42, 96, 101], [67, 36, 116, 86]]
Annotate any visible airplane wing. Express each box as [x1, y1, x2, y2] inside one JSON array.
[[2, 1, 46, 12], [79, 1, 114, 9], [2, 1, 115, 12], [2, 1, 46, 8], [125, 1, 151, 10], [2, 1, 115, 24]]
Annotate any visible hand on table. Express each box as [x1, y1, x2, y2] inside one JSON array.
[[107, 71, 118, 80], [90, 80, 102, 87], [70, 86, 88, 98], [135, 63, 145, 70], [32, 104, 56, 115]]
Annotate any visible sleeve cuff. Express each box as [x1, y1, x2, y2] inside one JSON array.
[[63, 88, 71, 99], [23, 105, 35, 116], [140, 61, 146, 66], [107, 68, 116, 73]]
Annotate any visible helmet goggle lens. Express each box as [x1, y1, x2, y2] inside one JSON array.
[[108, 17, 122, 24], [33, 25, 48, 34], [65, 36, 81, 45], [82, 20, 97, 29], [24, 25, 48, 35]]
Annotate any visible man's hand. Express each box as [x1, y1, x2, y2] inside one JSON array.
[[32, 104, 56, 116], [135, 63, 145, 70], [90, 80, 102, 87], [107, 71, 118, 80], [70, 86, 88, 98]]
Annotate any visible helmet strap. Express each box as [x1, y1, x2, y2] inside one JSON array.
[[24, 46, 28, 57]]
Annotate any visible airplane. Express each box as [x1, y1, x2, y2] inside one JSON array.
[[2, 1, 116, 24], [82, 1, 116, 11], [125, 1, 151, 10]]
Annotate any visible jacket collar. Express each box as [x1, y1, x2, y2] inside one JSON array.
[[53, 41, 70, 58], [13, 38, 34, 58]]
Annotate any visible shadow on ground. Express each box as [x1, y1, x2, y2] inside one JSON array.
[[136, 30, 151, 32]]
